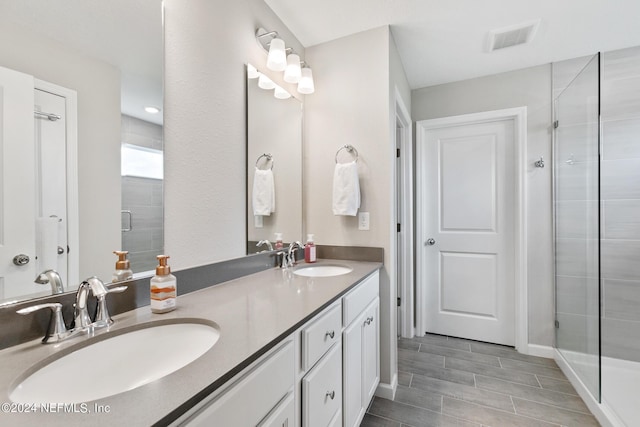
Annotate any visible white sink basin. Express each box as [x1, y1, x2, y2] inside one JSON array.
[[10, 321, 220, 404], [294, 265, 353, 277]]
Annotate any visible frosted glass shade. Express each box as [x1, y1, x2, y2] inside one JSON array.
[[274, 85, 292, 99], [266, 38, 286, 71], [247, 63, 259, 79], [297, 67, 315, 94], [258, 73, 275, 90], [284, 54, 302, 83]]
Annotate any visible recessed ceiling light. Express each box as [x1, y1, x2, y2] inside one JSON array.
[[144, 106, 161, 114]]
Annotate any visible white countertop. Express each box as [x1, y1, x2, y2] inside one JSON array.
[[0, 259, 381, 426]]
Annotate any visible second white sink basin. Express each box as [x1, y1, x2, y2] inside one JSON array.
[[294, 265, 353, 277], [10, 320, 220, 404]]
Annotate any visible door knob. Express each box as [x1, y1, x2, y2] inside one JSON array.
[[426, 239, 436, 246], [13, 254, 30, 266]]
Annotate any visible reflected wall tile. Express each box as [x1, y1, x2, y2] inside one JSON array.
[[554, 160, 599, 202], [554, 201, 597, 239], [555, 122, 598, 164], [555, 238, 599, 278]]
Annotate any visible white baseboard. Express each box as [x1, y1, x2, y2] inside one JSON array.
[[375, 374, 397, 400], [526, 344, 554, 359]]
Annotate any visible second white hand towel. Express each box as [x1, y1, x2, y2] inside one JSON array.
[[252, 168, 275, 216], [332, 161, 360, 216]]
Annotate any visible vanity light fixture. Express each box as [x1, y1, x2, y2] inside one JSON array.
[[297, 66, 315, 95], [144, 106, 161, 114], [256, 27, 315, 95], [273, 85, 292, 100]]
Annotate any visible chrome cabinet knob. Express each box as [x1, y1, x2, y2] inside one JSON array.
[[325, 330, 335, 339], [426, 238, 436, 246], [326, 390, 335, 400]]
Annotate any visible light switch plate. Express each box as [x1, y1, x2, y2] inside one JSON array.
[[358, 212, 370, 230], [254, 215, 263, 228]]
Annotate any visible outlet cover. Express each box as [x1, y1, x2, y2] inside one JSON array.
[[254, 215, 263, 228], [358, 212, 370, 230]]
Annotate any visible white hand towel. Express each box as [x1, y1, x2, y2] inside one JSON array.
[[332, 161, 360, 216], [252, 168, 275, 216]]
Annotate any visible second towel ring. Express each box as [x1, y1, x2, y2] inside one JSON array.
[[255, 153, 274, 170], [335, 145, 358, 164]]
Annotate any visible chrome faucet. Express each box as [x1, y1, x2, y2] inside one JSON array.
[[285, 241, 304, 268], [256, 239, 273, 252], [17, 276, 129, 344], [35, 269, 64, 295]]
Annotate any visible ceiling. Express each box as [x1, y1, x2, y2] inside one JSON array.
[[265, 0, 640, 89], [1, 0, 163, 125]]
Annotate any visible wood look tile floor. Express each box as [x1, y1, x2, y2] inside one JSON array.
[[362, 334, 600, 427]]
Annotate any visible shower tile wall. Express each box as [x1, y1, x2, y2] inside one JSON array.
[[601, 46, 640, 362], [121, 115, 164, 273]]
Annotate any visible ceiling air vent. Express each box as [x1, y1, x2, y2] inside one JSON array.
[[488, 19, 540, 52]]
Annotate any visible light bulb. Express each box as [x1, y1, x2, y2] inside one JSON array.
[[284, 54, 301, 83], [247, 63, 259, 79], [266, 38, 286, 71]]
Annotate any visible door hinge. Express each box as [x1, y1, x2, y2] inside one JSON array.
[[553, 120, 559, 129], [397, 297, 401, 307], [397, 223, 401, 232], [396, 148, 400, 158], [555, 320, 560, 329]]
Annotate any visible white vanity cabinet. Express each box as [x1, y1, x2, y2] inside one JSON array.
[[177, 339, 295, 426], [342, 271, 380, 427]]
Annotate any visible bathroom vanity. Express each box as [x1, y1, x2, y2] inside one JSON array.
[[0, 259, 381, 427]]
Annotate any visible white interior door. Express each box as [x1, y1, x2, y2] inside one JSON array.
[[0, 66, 37, 300], [421, 118, 515, 346]]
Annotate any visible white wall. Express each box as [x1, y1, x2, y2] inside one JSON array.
[[163, 0, 304, 269], [412, 65, 555, 347], [0, 18, 121, 282], [305, 26, 410, 391]]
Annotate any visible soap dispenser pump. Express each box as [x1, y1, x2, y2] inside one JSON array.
[[112, 250, 133, 282], [150, 255, 177, 314]]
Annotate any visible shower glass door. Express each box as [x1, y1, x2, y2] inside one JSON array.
[[554, 53, 600, 401]]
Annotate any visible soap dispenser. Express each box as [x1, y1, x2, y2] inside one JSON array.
[[275, 233, 284, 249], [150, 255, 177, 314], [112, 250, 133, 282], [304, 234, 317, 263]]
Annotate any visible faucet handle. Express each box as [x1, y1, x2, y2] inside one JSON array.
[[93, 285, 128, 328], [17, 303, 69, 343]]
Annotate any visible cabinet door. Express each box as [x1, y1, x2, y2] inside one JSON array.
[[362, 299, 380, 405], [343, 312, 364, 427], [302, 342, 342, 427]]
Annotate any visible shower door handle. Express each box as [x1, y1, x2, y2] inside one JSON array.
[[121, 210, 132, 232]]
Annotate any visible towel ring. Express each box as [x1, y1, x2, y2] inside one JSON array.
[[255, 153, 274, 170], [335, 145, 358, 164]]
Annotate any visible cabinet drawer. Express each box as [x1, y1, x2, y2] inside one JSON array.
[[301, 302, 341, 370], [343, 271, 379, 326], [259, 390, 295, 427], [182, 340, 294, 426], [302, 342, 342, 427]]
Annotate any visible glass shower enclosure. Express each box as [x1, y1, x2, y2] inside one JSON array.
[[554, 53, 601, 401]]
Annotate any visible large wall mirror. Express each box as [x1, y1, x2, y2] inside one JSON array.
[[246, 65, 303, 253], [0, 0, 163, 305]]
